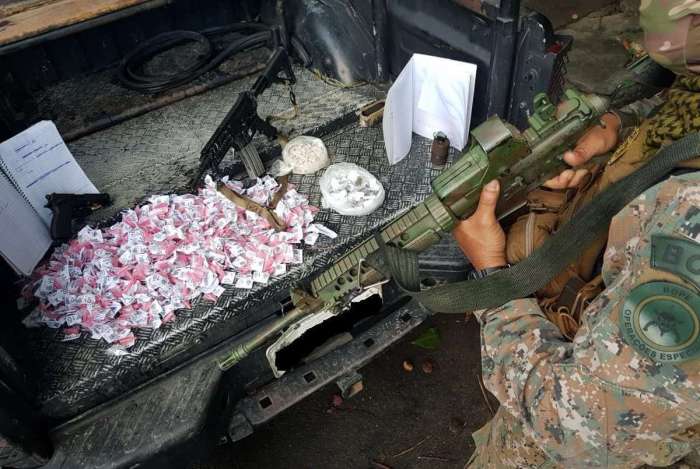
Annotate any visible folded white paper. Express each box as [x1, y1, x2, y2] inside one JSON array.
[[383, 54, 477, 165]]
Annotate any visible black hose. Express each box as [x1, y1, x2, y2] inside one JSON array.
[[117, 23, 275, 94]]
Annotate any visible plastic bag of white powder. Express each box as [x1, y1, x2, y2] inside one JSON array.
[[319, 163, 385, 216], [282, 136, 329, 174]]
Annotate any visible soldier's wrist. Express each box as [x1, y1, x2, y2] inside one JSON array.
[[471, 255, 507, 271], [469, 263, 510, 280]]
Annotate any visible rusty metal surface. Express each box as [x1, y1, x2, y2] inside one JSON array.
[[30, 46, 266, 141], [451, 0, 484, 14]]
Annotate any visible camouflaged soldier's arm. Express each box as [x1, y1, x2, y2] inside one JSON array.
[[475, 172, 700, 466]]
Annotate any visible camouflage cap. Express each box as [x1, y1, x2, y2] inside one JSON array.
[[640, 0, 700, 75]]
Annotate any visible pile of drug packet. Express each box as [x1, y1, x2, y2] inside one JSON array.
[[22, 176, 336, 354]]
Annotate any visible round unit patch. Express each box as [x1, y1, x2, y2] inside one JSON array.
[[621, 281, 700, 364]]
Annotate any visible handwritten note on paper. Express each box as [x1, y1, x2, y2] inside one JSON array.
[[0, 174, 52, 275], [0, 121, 97, 226]]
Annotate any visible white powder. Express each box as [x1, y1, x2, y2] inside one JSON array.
[[282, 136, 329, 174], [320, 163, 385, 216]]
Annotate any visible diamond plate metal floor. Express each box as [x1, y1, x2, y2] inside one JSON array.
[[11, 70, 458, 420], [67, 66, 383, 219]]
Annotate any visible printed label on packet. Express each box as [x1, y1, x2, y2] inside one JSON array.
[[251, 257, 265, 272], [221, 271, 237, 284], [150, 301, 163, 317], [149, 195, 170, 205], [252, 271, 270, 284], [227, 244, 245, 257], [79, 226, 104, 243], [208, 251, 226, 263], [235, 275, 254, 289], [134, 253, 150, 264], [262, 175, 278, 189], [152, 232, 167, 242], [47, 290, 65, 307], [304, 231, 319, 246], [292, 249, 303, 264], [273, 263, 286, 277], [311, 223, 338, 239], [64, 314, 82, 326], [118, 250, 135, 265]]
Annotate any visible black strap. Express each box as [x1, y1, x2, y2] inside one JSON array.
[[379, 133, 700, 313]]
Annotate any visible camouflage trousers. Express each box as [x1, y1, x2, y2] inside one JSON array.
[[467, 406, 700, 468], [467, 407, 553, 468]]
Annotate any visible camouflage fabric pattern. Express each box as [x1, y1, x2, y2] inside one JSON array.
[[646, 75, 700, 151], [469, 172, 700, 468], [640, 0, 700, 76]]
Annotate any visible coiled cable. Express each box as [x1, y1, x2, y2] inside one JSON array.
[[117, 23, 310, 93]]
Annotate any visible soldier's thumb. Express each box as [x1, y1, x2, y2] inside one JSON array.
[[475, 179, 500, 222]]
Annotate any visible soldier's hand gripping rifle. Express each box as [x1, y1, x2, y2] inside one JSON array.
[[217, 89, 610, 370]]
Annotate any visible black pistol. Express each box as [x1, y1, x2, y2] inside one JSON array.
[[45, 193, 111, 242]]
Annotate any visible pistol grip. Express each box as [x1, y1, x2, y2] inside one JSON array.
[[49, 205, 73, 241]]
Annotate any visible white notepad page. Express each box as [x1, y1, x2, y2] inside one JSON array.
[[0, 121, 98, 226], [0, 173, 53, 275]]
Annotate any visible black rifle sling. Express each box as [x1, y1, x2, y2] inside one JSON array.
[[377, 132, 700, 313]]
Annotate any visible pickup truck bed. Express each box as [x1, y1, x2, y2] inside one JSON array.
[[4, 65, 459, 421]]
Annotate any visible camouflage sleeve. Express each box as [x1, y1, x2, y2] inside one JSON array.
[[476, 300, 602, 462]]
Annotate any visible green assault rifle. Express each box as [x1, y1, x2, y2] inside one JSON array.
[[218, 88, 609, 370]]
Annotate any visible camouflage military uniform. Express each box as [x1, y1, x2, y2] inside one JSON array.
[[469, 172, 700, 468], [468, 1, 700, 466]]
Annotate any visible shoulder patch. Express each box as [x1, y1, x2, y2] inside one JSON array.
[[621, 282, 700, 363], [651, 234, 700, 289]]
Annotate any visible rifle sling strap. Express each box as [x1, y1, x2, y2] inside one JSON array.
[[377, 132, 700, 314]]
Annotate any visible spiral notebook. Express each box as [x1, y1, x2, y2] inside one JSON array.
[[0, 121, 98, 275]]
